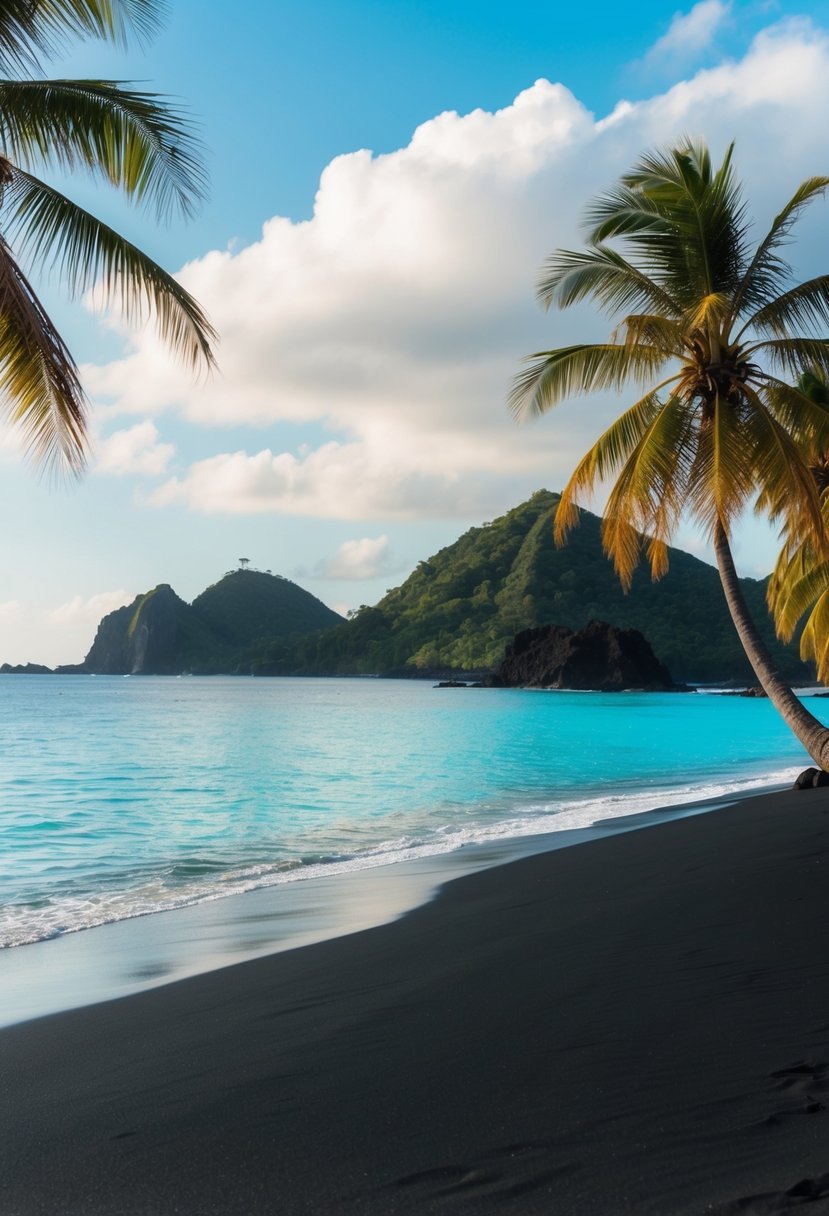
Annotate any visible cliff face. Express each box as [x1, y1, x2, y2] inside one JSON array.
[[490, 620, 683, 691], [82, 585, 189, 674]]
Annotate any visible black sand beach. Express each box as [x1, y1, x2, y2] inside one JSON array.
[[4, 786, 829, 1215]]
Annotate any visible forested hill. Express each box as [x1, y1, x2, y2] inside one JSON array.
[[68, 570, 344, 675], [286, 490, 809, 683]]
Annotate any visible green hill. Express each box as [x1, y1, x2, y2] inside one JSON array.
[[73, 571, 345, 675], [194, 570, 343, 649], [287, 490, 809, 684]]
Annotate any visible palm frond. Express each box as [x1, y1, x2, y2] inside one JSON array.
[[536, 244, 682, 318], [5, 167, 215, 370], [738, 275, 829, 342], [611, 312, 685, 355], [584, 140, 748, 305], [741, 384, 825, 548], [684, 292, 731, 333], [800, 584, 829, 682], [730, 177, 829, 322], [0, 236, 86, 473], [0, 1, 164, 72], [509, 342, 668, 420], [758, 376, 829, 457], [0, 79, 206, 219], [584, 182, 668, 243], [685, 390, 758, 534], [770, 548, 829, 640], [594, 392, 697, 587], [552, 386, 669, 547], [745, 338, 829, 381]]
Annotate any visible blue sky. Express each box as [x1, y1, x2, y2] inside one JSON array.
[[3, 0, 829, 664]]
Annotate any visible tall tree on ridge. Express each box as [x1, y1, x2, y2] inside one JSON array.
[[0, 0, 215, 474], [511, 140, 829, 768]]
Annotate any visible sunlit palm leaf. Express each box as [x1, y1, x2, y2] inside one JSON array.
[[742, 384, 825, 546], [552, 379, 683, 544], [597, 392, 696, 587], [5, 167, 216, 369], [509, 343, 668, 419], [771, 554, 829, 641], [0, 236, 86, 473], [800, 585, 829, 682]]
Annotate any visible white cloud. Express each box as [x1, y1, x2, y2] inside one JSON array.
[[644, 0, 731, 64], [0, 599, 20, 619], [150, 442, 526, 520], [306, 535, 402, 580], [96, 421, 175, 476], [83, 20, 829, 527], [48, 589, 134, 628]]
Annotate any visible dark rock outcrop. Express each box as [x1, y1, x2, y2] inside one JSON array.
[[488, 619, 687, 692]]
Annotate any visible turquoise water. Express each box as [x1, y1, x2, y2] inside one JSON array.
[[0, 675, 821, 952]]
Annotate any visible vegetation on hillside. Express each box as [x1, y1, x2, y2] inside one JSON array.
[[288, 491, 807, 683], [194, 570, 343, 652]]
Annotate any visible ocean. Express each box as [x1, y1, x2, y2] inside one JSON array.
[[0, 674, 820, 1023]]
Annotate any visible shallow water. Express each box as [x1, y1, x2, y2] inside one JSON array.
[[1, 674, 817, 953]]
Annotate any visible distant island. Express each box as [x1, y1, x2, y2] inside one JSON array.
[[1, 491, 813, 683]]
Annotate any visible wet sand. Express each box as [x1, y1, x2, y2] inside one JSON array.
[[3, 785, 829, 1214]]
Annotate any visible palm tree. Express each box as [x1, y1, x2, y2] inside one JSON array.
[[511, 140, 829, 769], [0, 0, 215, 474], [767, 369, 829, 684]]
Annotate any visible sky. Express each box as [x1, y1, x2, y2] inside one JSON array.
[[3, 0, 829, 664]]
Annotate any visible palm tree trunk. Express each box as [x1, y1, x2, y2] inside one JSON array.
[[713, 520, 829, 770]]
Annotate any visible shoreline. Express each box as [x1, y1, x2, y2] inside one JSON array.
[[4, 782, 829, 1213], [1, 772, 796, 1029]]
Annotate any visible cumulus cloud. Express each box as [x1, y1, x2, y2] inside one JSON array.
[[643, 0, 731, 64], [0, 599, 20, 619], [150, 443, 522, 519], [48, 589, 134, 628], [303, 535, 403, 581], [96, 421, 175, 477], [83, 19, 829, 525]]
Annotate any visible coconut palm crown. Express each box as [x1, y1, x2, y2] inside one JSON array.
[[511, 140, 829, 768], [0, 0, 215, 474]]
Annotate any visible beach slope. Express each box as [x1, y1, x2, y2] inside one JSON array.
[[3, 787, 829, 1214]]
